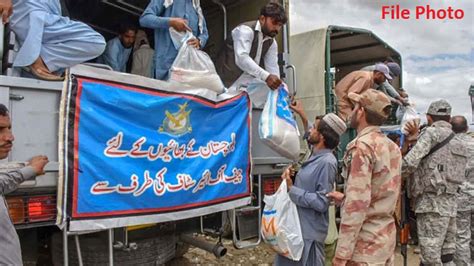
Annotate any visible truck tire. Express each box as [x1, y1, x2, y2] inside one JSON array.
[[221, 210, 233, 238], [51, 231, 176, 266]]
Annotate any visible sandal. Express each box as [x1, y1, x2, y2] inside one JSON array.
[[23, 66, 64, 81]]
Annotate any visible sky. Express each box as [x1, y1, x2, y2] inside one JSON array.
[[290, 0, 473, 124]]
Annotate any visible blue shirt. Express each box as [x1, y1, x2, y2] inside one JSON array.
[[288, 149, 337, 243], [98, 37, 132, 72], [139, 0, 209, 80]]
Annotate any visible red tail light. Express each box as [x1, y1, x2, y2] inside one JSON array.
[[27, 195, 56, 222]]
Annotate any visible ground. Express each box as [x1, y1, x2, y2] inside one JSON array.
[[168, 234, 420, 265]]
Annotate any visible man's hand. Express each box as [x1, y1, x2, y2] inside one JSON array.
[[169, 18, 192, 32], [327, 191, 345, 206], [398, 97, 409, 106], [281, 166, 293, 191], [265, 74, 282, 90], [28, 155, 49, 176], [403, 119, 420, 141], [332, 257, 348, 266], [186, 38, 200, 49], [0, 0, 12, 24], [398, 89, 408, 98], [290, 100, 304, 115]]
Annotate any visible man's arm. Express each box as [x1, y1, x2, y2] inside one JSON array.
[[334, 145, 373, 262], [196, 14, 209, 48], [232, 26, 271, 83], [0, 155, 48, 195], [0, 167, 36, 195], [347, 76, 371, 95], [402, 128, 436, 176], [139, 0, 169, 29], [288, 163, 336, 212], [102, 40, 122, 72]]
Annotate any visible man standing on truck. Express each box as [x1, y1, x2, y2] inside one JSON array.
[[215, 2, 287, 91], [3, 0, 106, 81], [278, 113, 346, 266], [97, 23, 137, 72], [140, 0, 209, 80], [335, 63, 392, 121], [331, 89, 402, 266], [0, 104, 49, 265], [401, 100, 468, 265], [361, 61, 408, 106]]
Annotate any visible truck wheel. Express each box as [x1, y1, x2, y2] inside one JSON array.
[[51, 231, 176, 265]]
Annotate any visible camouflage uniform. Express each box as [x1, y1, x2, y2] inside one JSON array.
[[335, 89, 402, 265], [453, 133, 474, 265], [402, 100, 468, 266]]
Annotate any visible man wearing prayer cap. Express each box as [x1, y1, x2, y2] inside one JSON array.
[[330, 89, 402, 266], [277, 113, 346, 266], [335, 63, 392, 121]]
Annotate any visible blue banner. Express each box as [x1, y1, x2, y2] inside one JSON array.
[[66, 78, 251, 219]]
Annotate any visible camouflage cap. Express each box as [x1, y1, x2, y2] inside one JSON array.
[[348, 89, 392, 118], [427, 99, 451, 116]]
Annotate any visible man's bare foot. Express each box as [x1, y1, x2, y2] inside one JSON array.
[[27, 57, 63, 81]]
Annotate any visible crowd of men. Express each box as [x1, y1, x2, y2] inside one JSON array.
[[0, 0, 472, 266]]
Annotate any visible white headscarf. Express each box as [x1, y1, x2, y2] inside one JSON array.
[[163, 0, 204, 34]]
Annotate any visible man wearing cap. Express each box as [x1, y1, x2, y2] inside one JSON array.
[[277, 113, 346, 266], [330, 89, 402, 266], [361, 61, 408, 106], [335, 63, 392, 121], [402, 100, 468, 265]]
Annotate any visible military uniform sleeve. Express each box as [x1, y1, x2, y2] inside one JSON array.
[[402, 128, 436, 176], [0, 166, 36, 195], [335, 144, 374, 260]]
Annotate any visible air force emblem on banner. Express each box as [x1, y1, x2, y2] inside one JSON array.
[[159, 102, 192, 136]]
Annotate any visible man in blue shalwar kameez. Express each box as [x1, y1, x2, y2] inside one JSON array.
[[6, 0, 106, 80], [97, 24, 137, 72], [139, 0, 209, 80], [276, 113, 347, 266]]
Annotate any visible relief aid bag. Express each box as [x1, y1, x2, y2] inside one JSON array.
[[259, 84, 300, 161], [400, 105, 420, 135], [261, 179, 304, 261], [169, 28, 225, 94]]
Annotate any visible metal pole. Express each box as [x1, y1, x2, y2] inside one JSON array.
[[108, 229, 114, 266], [212, 0, 227, 40], [63, 228, 68, 266], [74, 235, 84, 266]]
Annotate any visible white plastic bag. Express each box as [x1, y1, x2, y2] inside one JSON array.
[[400, 105, 420, 135], [261, 180, 304, 261], [259, 84, 300, 161], [169, 28, 225, 94], [245, 80, 271, 108]]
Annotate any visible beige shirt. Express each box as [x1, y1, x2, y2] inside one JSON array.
[[335, 71, 375, 121]]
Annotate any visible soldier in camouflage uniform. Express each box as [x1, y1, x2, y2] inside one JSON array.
[[450, 116, 474, 265], [402, 100, 468, 266], [332, 89, 402, 266]]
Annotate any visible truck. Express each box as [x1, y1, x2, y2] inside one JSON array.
[[1, 0, 293, 265], [0, 1, 404, 265]]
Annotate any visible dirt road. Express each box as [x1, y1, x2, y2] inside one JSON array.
[[168, 234, 420, 265]]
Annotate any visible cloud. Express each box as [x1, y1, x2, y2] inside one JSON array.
[[290, 0, 474, 123]]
